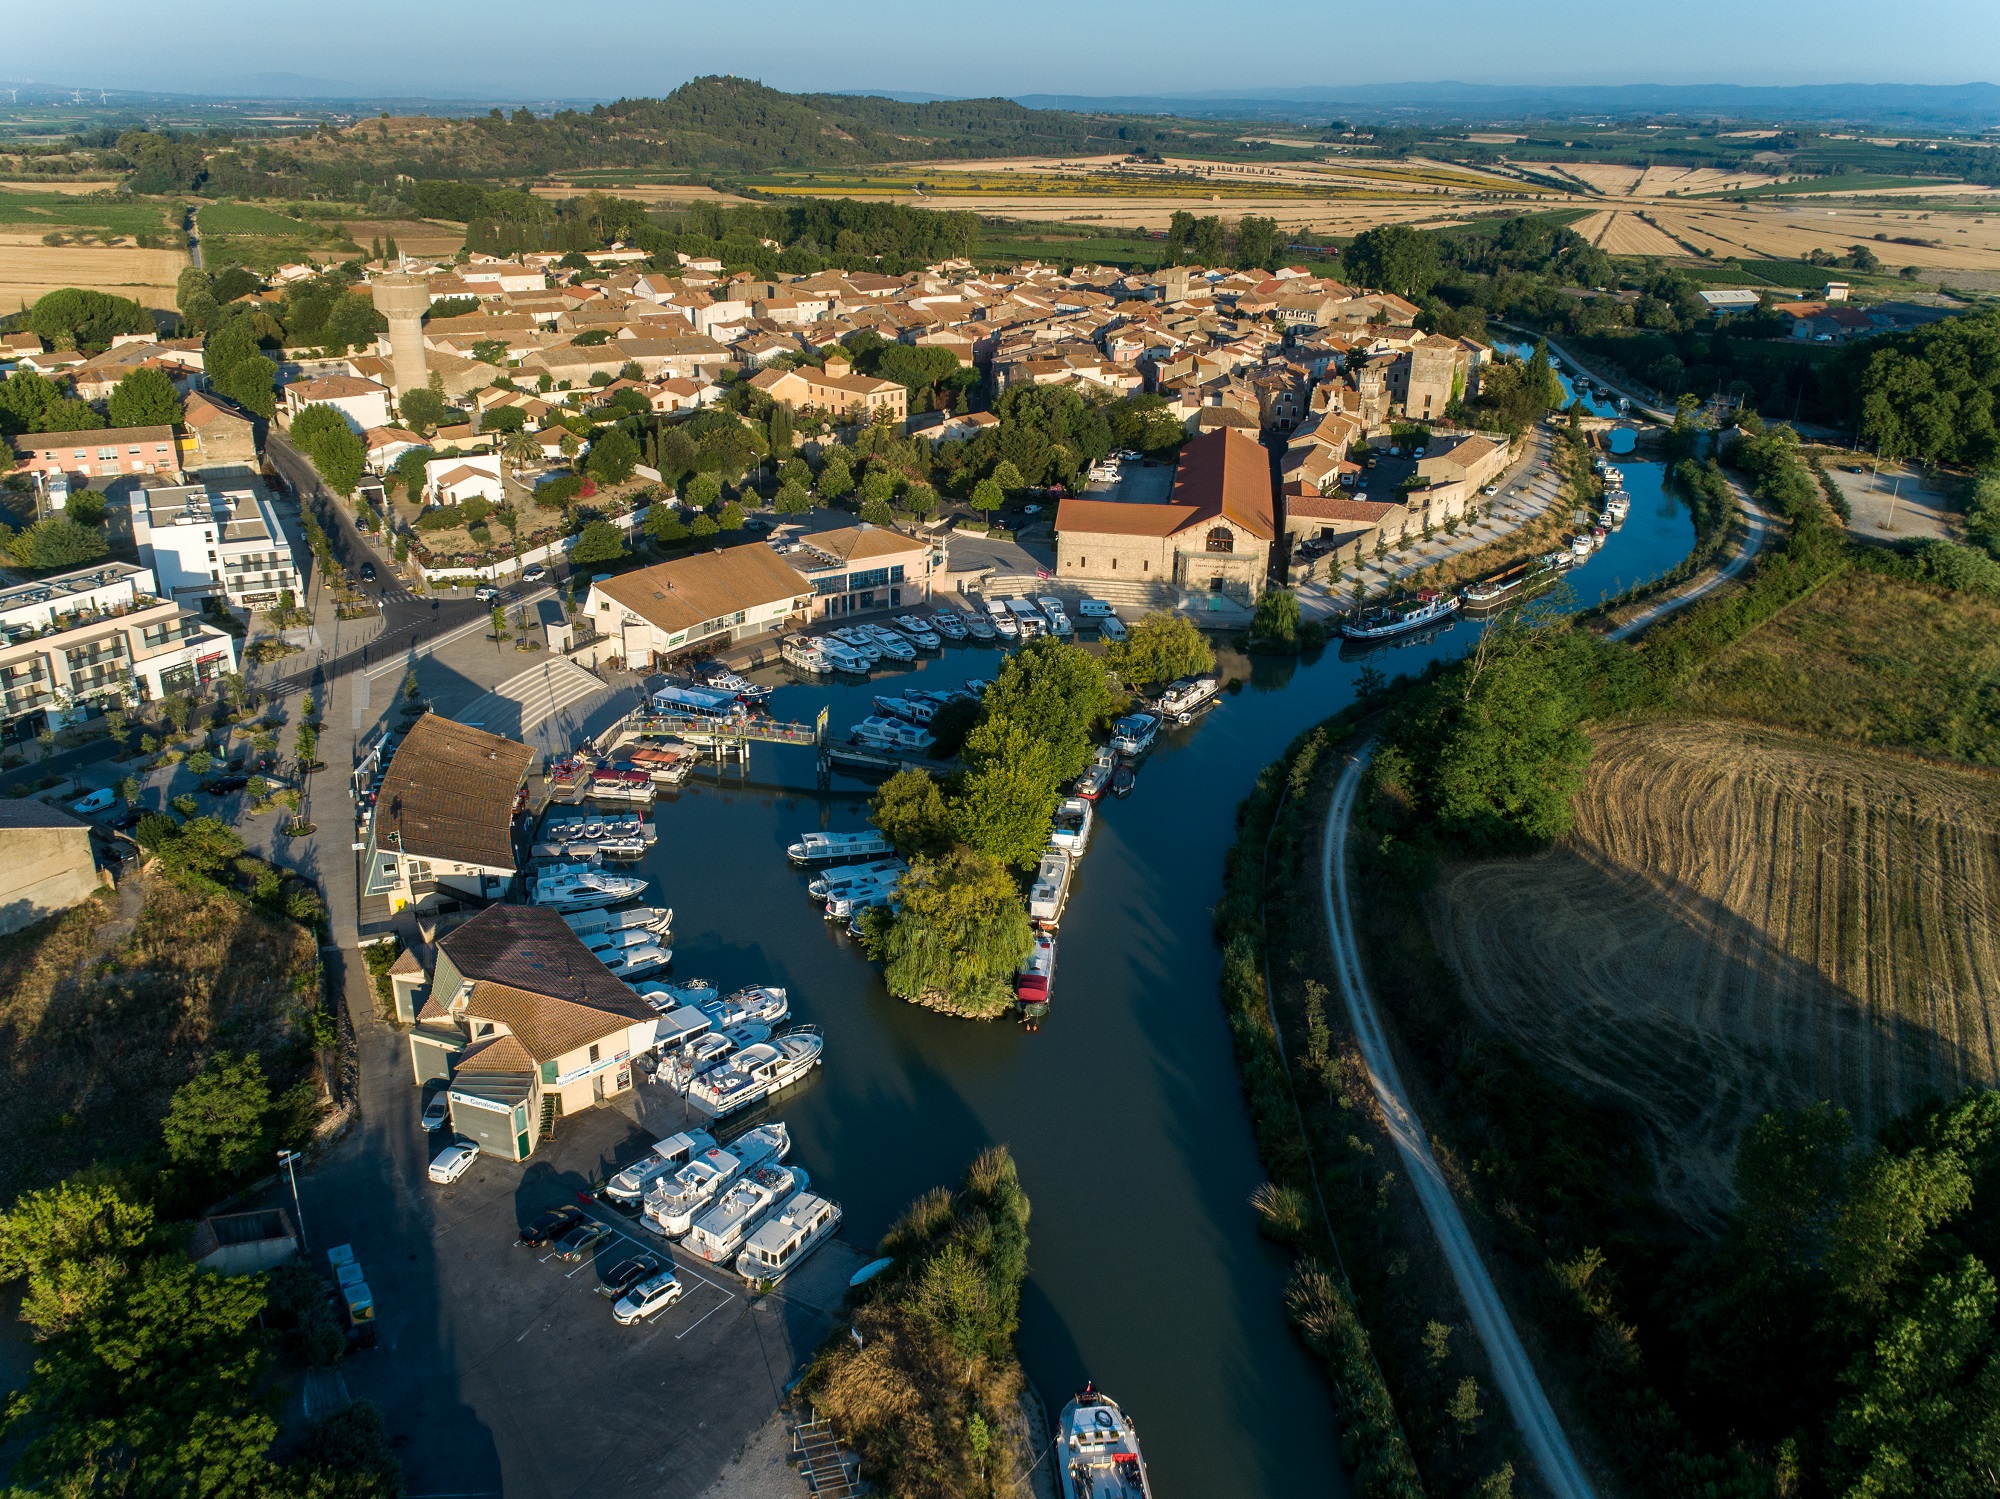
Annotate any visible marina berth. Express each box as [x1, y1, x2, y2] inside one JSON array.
[[824, 873, 902, 920], [874, 693, 939, 725], [639, 1122, 790, 1235], [860, 624, 917, 661], [788, 828, 894, 866], [830, 626, 883, 663], [1058, 1385, 1154, 1499], [929, 610, 968, 640], [684, 1161, 810, 1264], [735, 1190, 842, 1283], [893, 615, 942, 648], [625, 745, 693, 784], [985, 598, 1020, 638], [781, 634, 832, 673], [1340, 589, 1462, 641], [593, 940, 672, 980], [686, 1027, 824, 1117], [662, 1021, 772, 1089], [963, 609, 998, 641], [1074, 748, 1114, 800], [604, 1130, 716, 1203], [1028, 847, 1076, 929], [562, 904, 674, 939]]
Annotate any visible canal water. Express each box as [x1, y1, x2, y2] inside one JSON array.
[[629, 467, 1690, 1497]]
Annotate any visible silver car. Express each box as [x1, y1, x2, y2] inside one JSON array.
[[612, 1269, 685, 1325], [422, 1096, 449, 1131]]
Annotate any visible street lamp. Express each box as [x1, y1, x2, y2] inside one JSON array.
[[278, 1149, 309, 1253]]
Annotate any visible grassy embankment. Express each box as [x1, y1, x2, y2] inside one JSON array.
[[803, 1147, 1037, 1499], [0, 871, 327, 1203]]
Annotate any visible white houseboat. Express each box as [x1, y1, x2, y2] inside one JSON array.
[[735, 1190, 842, 1283]]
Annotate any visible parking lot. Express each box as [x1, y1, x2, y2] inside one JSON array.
[[289, 1018, 860, 1499], [1078, 457, 1176, 506]]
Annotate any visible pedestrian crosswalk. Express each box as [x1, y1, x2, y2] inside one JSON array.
[[455, 658, 620, 750]]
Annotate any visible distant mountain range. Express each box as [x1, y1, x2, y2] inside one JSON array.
[[1012, 81, 2000, 130]]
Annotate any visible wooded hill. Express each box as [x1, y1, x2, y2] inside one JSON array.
[[191, 77, 1185, 196]]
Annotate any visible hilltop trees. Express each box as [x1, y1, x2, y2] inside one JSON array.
[[1342, 224, 1443, 300]]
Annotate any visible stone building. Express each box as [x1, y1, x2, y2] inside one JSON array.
[[1053, 426, 1275, 604], [0, 801, 107, 936]]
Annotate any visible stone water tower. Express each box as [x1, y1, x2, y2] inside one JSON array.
[[368, 273, 431, 397]]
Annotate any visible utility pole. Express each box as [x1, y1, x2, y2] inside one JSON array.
[[278, 1149, 309, 1253]]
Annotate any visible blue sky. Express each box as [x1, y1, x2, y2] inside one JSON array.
[[7, 0, 1999, 99]]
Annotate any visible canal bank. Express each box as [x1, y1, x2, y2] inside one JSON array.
[[622, 469, 1691, 1497]]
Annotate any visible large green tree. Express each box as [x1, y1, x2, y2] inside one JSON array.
[[206, 317, 277, 420], [0, 370, 104, 435], [9, 516, 110, 571], [108, 366, 186, 429], [868, 849, 1032, 1018], [871, 768, 955, 859], [27, 288, 151, 353], [1341, 223, 1443, 300], [289, 404, 366, 497], [976, 636, 1108, 785], [954, 718, 1070, 869], [1104, 611, 1215, 689], [163, 1051, 271, 1175], [569, 519, 628, 566]]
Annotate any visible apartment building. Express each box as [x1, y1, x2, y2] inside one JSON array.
[[0, 562, 238, 738], [584, 545, 814, 666], [10, 425, 179, 485], [131, 480, 302, 608]]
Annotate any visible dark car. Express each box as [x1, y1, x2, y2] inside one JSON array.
[[516, 1206, 586, 1249], [359, 562, 377, 582], [596, 1254, 664, 1298], [102, 806, 146, 831], [199, 775, 249, 795]]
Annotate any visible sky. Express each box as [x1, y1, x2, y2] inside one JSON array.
[[6, 0, 1999, 100]]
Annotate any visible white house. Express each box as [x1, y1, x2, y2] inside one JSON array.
[[424, 455, 506, 507], [282, 375, 393, 434], [131, 480, 302, 608]]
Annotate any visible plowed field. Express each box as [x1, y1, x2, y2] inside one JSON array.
[[1432, 719, 2000, 1226]]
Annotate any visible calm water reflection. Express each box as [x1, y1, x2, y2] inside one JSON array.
[[631, 468, 1689, 1496]]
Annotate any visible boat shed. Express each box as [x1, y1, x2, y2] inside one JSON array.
[[362, 712, 535, 913], [408, 905, 662, 1161]]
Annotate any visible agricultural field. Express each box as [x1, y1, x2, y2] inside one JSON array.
[[196, 198, 360, 272], [0, 182, 185, 312], [0, 187, 177, 239], [340, 217, 466, 258], [1682, 566, 2000, 764], [1432, 718, 2000, 1227], [0, 243, 187, 313], [1572, 209, 1687, 256]]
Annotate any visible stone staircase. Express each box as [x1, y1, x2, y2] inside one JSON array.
[[975, 573, 1178, 611]]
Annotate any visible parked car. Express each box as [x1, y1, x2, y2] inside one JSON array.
[[612, 1269, 685, 1325], [596, 1255, 664, 1299], [421, 1096, 449, 1131], [516, 1206, 585, 1248], [521, 564, 548, 583], [554, 1223, 614, 1262], [358, 562, 377, 582], [103, 806, 145, 832], [199, 775, 248, 796], [68, 788, 116, 816], [428, 1140, 479, 1184], [474, 585, 500, 602]]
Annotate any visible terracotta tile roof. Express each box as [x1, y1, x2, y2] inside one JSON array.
[[464, 980, 649, 1063], [438, 905, 651, 1014], [1170, 426, 1277, 539], [375, 712, 533, 869], [594, 546, 811, 638], [800, 524, 927, 565], [1286, 492, 1396, 523], [1053, 497, 1199, 537], [454, 1032, 535, 1075], [17, 425, 173, 449]]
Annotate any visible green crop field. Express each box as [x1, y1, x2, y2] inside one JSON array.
[[0, 190, 174, 237], [196, 200, 323, 237]]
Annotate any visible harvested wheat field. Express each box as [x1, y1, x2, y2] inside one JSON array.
[[0, 241, 186, 312], [1576, 210, 1686, 256], [0, 871, 320, 1199], [341, 217, 465, 257], [1431, 719, 2000, 1227], [1648, 203, 2000, 274]]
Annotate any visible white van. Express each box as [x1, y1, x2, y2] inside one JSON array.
[[1076, 597, 1113, 619], [1098, 614, 1128, 643]]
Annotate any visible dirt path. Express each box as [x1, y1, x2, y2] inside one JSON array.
[[1608, 480, 1772, 640], [1321, 746, 1600, 1499]]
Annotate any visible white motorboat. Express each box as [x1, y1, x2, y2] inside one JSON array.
[[820, 638, 873, 674], [963, 676, 991, 696], [1109, 713, 1159, 758], [663, 1022, 773, 1089], [1016, 931, 1055, 1023], [1058, 1385, 1154, 1499], [1050, 796, 1092, 854], [874, 693, 937, 725], [1028, 848, 1075, 929], [963, 610, 998, 641], [1154, 674, 1219, 724], [1603, 493, 1631, 522], [1036, 597, 1074, 637], [597, 940, 672, 980], [700, 985, 791, 1028], [851, 716, 936, 753], [930, 610, 969, 640], [808, 857, 907, 901], [789, 829, 893, 867], [686, 1028, 824, 1117], [564, 904, 674, 939], [1570, 532, 1594, 558], [1075, 746, 1115, 800], [861, 625, 916, 662], [894, 615, 942, 649], [736, 1190, 842, 1283], [582, 927, 662, 954], [685, 1162, 811, 1265], [640, 1122, 789, 1237], [831, 627, 883, 664], [530, 866, 649, 912], [604, 1130, 715, 1203], [640, 978, 716, 1013], [1340, 590, 1462, 641], [985, 599, 1020, 638], [825, 874, 902, 920], [781, 634, 831, 673]]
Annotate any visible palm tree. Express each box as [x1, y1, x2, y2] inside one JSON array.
[[502, 428, 538, 475]]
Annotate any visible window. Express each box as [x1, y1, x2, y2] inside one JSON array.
[[1206, 528, 1234, 554], [97, 447, 116, 462], [889, 564, 905, 583], [599, 600, 611, 611], [588, 1043, 600, 1064]]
